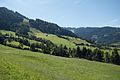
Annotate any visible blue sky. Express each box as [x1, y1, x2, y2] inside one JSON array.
[[0, 0, 120, 27]]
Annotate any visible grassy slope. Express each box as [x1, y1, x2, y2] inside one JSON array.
[[0, 29, 120, 54], [0, 44, 120, 80], [29, 28, 90, 48], [0, 30, 16, 36], [0, 30, 42, 48], [30, 28, 119, 53]]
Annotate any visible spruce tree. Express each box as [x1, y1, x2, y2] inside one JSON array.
[[82, 47, 87, 58], [93, 49, 103, 62], [76, 46, 81, 58], [104, 52, 110, 63], [86, 49, 92, 60], [111, 49, 120, 65], [63, 45, 69, 57]]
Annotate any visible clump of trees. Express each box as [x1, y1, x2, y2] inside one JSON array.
[[75, 46, 120, 65], [0, 32, 120, 65]]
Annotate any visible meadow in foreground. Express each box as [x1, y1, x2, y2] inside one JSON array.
[[0, 44, 120, 80]]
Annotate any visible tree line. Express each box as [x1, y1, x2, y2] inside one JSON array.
[[0, 32, 120, 65]]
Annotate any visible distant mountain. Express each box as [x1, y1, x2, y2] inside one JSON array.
[[65, 27, 120, 45], [0, 7, 77, 37]]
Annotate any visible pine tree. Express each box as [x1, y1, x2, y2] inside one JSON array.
[[76, 46, 81, 58], [69, 48, 75, 58], [93, 49, 103, 62], [30, 43, 36, 51], [71, 48, 76, 58], [111, 49, 120, 65], [82, 47, 87, 58], [0, 34, 4, 44], [85, 49, 92, 60], [63, 45, 69, 57], [104, 52, 110, 63]]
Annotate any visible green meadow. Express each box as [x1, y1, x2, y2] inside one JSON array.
[[0, 44, 120, 80], [29, 28, 90, 48]]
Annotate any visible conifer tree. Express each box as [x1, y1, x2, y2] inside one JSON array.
[[104, 52, 110, 63], [111, 49, 120, 65], [76, 46, 81, 58]]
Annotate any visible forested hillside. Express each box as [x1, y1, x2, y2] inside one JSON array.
[[65, 27, 120, 45], [0, 7, 77, 37]]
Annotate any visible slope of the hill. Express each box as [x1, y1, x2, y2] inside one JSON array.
[[0, 44, 120, 80], [0, 29, 89, 49], [29, 28, 90, 48], [1, 29, 119, 55]]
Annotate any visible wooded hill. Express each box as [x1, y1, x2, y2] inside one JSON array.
[[65, 27, 120, 45], [0, 7, 77, 37]]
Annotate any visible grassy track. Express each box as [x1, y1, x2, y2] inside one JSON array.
[[0, 44, 120, 80]]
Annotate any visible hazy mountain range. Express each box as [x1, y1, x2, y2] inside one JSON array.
[[65, 27, 120, 45]]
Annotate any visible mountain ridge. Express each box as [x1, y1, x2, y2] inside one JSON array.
[[0, 7, 77, 37], [65, 27, 120, 45]]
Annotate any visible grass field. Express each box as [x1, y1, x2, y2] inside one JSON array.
[[0, 44, 120, 80], [30, 28, 90, 48]]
